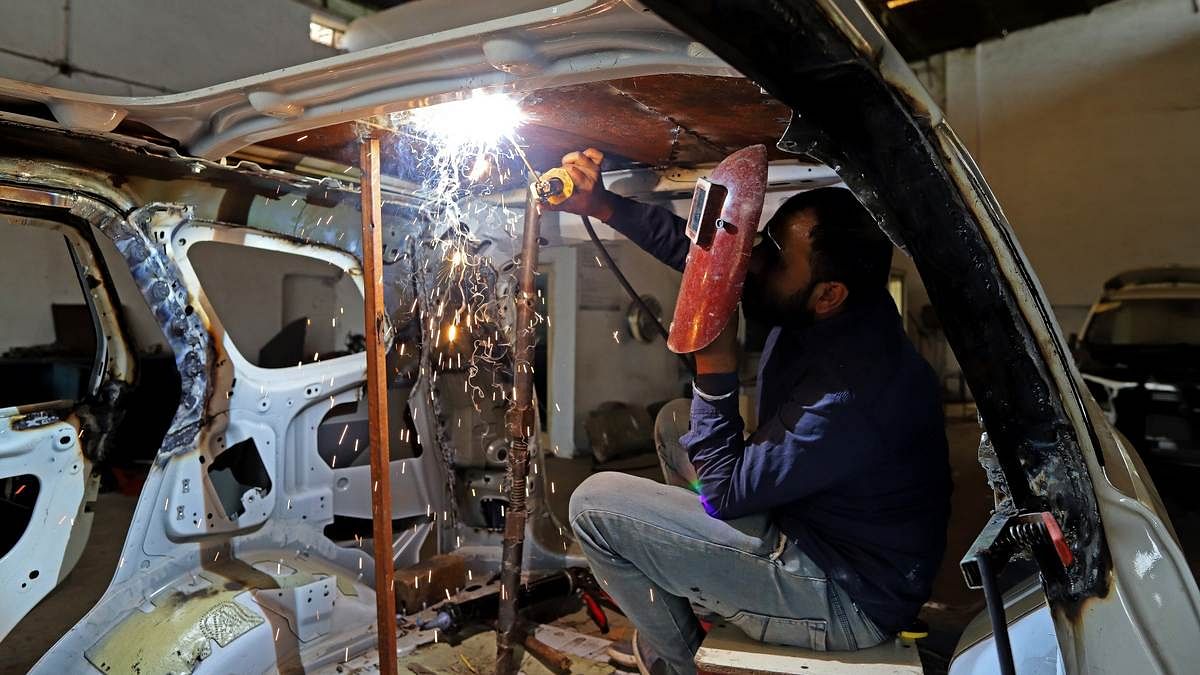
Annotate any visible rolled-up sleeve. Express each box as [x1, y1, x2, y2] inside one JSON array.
[[681, 387, 875, 519]]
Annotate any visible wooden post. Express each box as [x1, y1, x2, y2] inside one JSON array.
[[496, 189, 542, 674], [359, 131, 399, 673]]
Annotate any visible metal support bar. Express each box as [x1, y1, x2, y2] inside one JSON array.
[[359, 132, 399, 674], [496, 189, 542, 674]]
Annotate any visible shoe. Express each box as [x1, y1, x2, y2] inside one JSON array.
[[607, 633, 637, 670], [606, 630, 652, 675], [632, 630, 652, 675]]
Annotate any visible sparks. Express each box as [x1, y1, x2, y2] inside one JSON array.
[[400, 93, 526, 151], [381, 90, 538, 521]]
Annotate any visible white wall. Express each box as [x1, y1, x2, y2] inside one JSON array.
[[0, 0, 337, 95], [0, 217, 89, 352], [941, 0, 1200, 332], [568, 237, 687, 448]]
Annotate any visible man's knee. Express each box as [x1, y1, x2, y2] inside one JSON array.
[[568, 471, 648, 526], [654, 398, 691, 450]]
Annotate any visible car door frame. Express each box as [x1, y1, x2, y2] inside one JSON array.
[[0, 185, 137, 640]]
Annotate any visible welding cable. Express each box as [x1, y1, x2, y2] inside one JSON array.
[[580, 214, 695, 375]]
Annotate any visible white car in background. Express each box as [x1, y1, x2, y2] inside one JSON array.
[[1074, 267, 1200, 466]]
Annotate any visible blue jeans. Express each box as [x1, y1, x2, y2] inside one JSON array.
[[569, 400, 888, 674]]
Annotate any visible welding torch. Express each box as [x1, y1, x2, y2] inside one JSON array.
[[532, 167, 574, 205]]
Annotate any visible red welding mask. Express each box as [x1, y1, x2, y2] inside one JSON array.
[[667, 144, 768, 354]]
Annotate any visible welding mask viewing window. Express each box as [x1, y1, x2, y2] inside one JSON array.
[[667, 144, 769, 354]]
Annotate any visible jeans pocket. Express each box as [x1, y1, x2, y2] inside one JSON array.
[[727, 611, 829, 651]]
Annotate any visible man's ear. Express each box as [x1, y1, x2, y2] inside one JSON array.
[[811, 281, 849, 318]]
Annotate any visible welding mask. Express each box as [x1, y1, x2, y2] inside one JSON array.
[[667, 144, 768, 354]]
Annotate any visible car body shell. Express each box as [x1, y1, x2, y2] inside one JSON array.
[[0, 1, 1195, 673]]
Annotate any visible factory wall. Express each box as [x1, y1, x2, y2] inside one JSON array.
[[0, 217, 93, 352], [0, 0, 342, 355], [940, 0, 1200, 334], [0, 0, 337, 96], [567, 237, 687, 449]]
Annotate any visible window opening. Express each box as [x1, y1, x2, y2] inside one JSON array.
[[0, 216, 98, 407], [207, 438, 272, 519], [317, 398, 423, 468], [309, 14, 347, 49], [187, 241, 365, 368], [0, 475, 40, 558]]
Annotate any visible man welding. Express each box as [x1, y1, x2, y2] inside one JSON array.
[[556, 148, 952, 674]]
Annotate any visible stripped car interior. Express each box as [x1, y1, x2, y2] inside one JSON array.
[[0, 1, 1197, 674]]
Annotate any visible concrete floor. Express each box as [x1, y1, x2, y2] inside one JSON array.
[[0, 492, 138, 674], [6, 414, 1197, 673]]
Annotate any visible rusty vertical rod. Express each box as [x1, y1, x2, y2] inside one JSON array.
[[496, 189, 542, 675], [359, 131, 398, 674]]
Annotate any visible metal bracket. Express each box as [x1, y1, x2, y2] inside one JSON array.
[[961, 510, 1074, 589]]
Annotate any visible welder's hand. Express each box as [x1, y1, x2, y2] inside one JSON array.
[[695, 310, 740, 374], [548, 148, 616, 222]]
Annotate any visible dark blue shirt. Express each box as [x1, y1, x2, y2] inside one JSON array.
[[604, 194, 951, 633]]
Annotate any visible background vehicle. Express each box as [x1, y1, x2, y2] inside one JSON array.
[[1075, 267, 1200, 466]]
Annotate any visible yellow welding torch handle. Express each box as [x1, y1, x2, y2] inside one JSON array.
[[534, 167, 574, 206]]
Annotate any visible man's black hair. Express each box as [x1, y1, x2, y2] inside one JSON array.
[[773, 187, 893, 308]]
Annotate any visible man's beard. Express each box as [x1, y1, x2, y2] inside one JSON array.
[[742, 279, 817, 329]]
